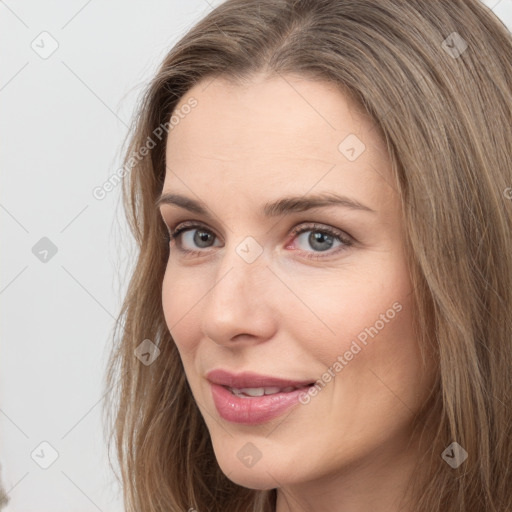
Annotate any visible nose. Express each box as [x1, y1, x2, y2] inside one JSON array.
[[200, 239, 278, 347]]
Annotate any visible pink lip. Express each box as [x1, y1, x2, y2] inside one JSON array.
[[206, 369, 314, 425], [206, 369, 313, 388]]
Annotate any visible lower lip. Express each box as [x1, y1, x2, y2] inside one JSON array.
[[209, 383, 309, 425]]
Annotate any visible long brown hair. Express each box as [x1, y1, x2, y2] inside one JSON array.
[[104, 1, 512, 510]]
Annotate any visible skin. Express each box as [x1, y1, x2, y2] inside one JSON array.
[[159, 73, 436, 512]]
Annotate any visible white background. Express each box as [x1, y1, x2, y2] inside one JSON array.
[[1, 1, 511, 510]]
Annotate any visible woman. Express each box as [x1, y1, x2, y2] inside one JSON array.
[[104, 1, 512, 511]]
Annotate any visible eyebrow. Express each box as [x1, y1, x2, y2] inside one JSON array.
[[156, 191, 376, 217]]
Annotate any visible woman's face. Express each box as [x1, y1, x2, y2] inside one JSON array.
[[159, 74, 434, 493]]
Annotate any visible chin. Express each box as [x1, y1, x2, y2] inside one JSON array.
[[212, 444, 291, 490], [220, 465, 281, 491]]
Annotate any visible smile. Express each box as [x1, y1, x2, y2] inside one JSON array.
[[206, 369, 315, 425]]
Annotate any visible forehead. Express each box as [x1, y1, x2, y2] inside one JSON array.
[[163, 74, 394, 209]]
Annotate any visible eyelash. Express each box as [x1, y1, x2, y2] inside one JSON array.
[[163, 221, 354, 260]]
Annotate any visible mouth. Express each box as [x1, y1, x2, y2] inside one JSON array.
[[206, 369, 316, 425]]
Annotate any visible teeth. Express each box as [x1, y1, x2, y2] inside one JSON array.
[[240, 387, 264, 397], [229, 386, 297, 397]]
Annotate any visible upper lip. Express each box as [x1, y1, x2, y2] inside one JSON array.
[[206, 369, 314, 389]]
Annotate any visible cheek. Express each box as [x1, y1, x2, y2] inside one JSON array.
[[324, 283, 430, 419], [305, 265, 412, 349], [304, 259, 421, 388], [161, 265, 202, 358]]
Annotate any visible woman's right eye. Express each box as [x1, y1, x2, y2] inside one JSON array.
[[167, 223, 221, 255]]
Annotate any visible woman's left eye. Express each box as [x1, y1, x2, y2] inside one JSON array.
[[165, 222, 354, 260], [290, 225, 353, 258]]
